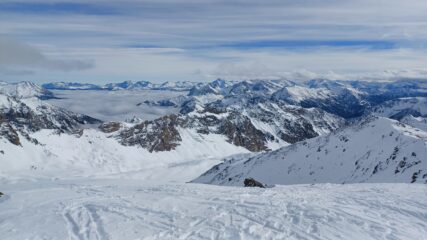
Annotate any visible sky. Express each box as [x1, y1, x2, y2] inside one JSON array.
[[1, 0, 427, 84]]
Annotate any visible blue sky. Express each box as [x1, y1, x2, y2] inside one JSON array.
[[1, 0, 427, 83]]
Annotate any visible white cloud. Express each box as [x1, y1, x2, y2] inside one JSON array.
[[0, 37, 94, 74], [1, 0, 427, 82]]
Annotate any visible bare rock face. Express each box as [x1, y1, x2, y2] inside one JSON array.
[[0, 95, 101, 147], [119, 115, 182, 152], [0, 122, 20, 145], [244, 178, 265, 188], [99, 122, 122, 133], [278, 119, 318, 144], [218, 113, 268, 152], [1, 98, 101, 133], [0, 192, 4, 197]]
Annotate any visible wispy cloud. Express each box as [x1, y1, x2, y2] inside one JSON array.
[[1, 0, 427, 83], [0, 2, 118, 15]]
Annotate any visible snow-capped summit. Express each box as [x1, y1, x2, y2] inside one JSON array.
[[193, 117, 427, 186], [188, 79, 232, 96], [0, 81, 55, 99]]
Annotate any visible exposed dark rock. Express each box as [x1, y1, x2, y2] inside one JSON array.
[[218, 113, 268, 152], [0, 97, 101, 133], [411, 171, 421, 183], [0, 122, 20, 145], [99, 122, 122, 133], [0, 192, 3, 197], [119, 115, 182, 152], [244, 178, 265, 188]]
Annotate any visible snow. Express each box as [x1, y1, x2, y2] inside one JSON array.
[[372, 97, 427, 118], [1, 81, 427, 239], [0, 81, 51, 99], [272, 86, 331, 103], [0, 179, 426, 240], [0, 127, 249, 182], [194, 117, 427, 186]]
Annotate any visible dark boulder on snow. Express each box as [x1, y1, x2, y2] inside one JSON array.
[[0, 192, 4, 197], [244, 178, 265, 188]]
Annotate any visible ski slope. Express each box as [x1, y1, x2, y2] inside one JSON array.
[[0, 178, 426, 240]]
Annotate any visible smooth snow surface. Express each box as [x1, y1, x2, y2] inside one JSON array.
[[0, 128, 249, 182], [0, 179, 426, 240]]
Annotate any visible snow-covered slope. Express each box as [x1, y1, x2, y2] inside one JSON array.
[[0, 94, 100, 134], [1, 179, 426, 240], [370, 97, 427, 131], [194, 117, 427, 186], [0, 126, 249, 181], [0, 81, 55, 99], [371, 97, 427, 119]]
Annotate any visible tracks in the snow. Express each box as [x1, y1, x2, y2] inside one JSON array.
[[1, 181, 420, 240], [63, 204, 109, 240]]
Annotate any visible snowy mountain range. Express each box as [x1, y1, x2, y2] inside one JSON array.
[[42, 80, 204, 91], [1, 78, 427, 240], [1, 79, 427, 185]]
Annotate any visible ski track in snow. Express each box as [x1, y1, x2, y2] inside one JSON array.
[[0, 179, 426, 240]]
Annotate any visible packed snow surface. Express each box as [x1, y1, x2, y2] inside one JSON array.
[[0, 178, 426, 240]]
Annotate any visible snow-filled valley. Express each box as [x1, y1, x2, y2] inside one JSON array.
[[1, 79, 427, 239]]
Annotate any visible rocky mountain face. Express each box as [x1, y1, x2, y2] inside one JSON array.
[[118, 115, 182, 152], [0, 94, 100, 146], [95, 79, 427, 153], [101, 98, 344, 152], [193, 117, 427, 186]]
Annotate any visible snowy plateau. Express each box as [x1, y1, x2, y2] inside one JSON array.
[[0, 79, 426, 240]]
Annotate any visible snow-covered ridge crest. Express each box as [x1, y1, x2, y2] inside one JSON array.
[[193, 117, 427, 186], [0, 81, 55, 99]]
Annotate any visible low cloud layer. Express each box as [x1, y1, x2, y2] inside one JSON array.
[[47, 89, 183, 121]]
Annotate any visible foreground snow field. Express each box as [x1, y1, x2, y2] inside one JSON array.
[[0, 178, 426, 240]]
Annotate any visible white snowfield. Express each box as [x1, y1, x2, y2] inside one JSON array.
[[1, 127, 249, 182], [0, 179, 426, 240]]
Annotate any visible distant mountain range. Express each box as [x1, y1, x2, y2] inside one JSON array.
[[42, 80, 205, 91]]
